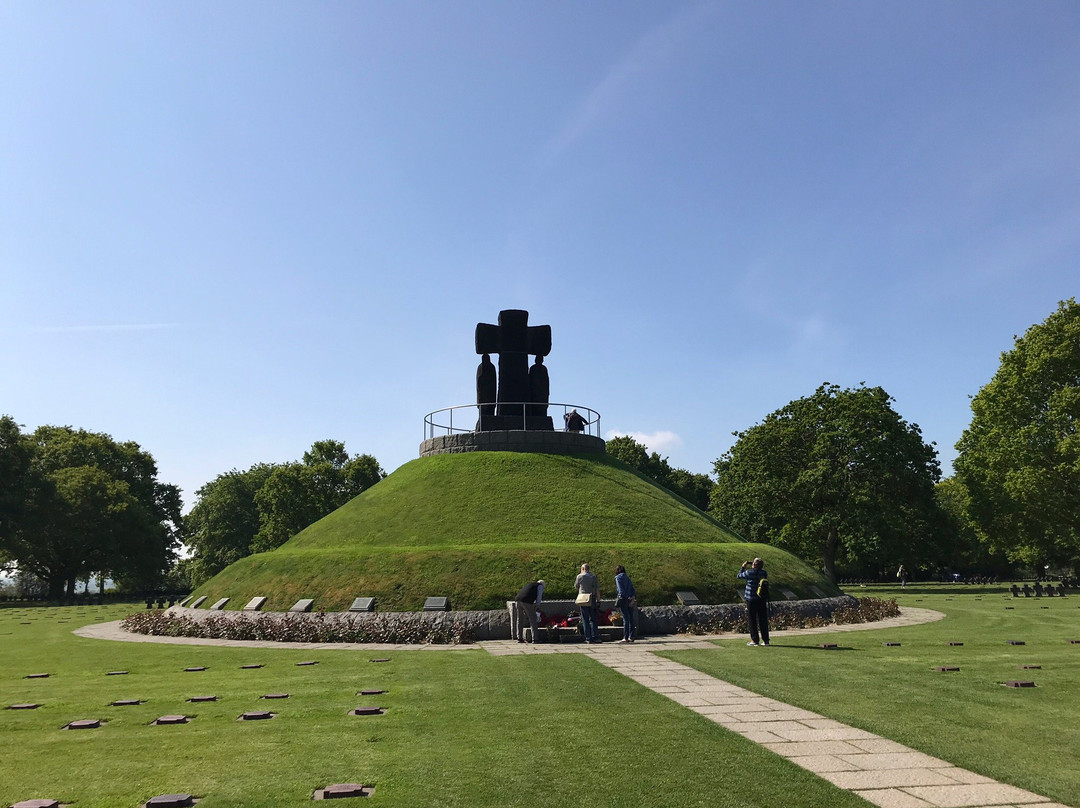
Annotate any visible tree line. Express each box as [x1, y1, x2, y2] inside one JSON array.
[[3, 299, 1076, 593]]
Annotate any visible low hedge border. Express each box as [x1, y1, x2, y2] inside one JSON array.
[[119, 595, 897, 644]]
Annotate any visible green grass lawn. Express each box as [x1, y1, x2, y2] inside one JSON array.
[[663, 584, 1080, 807], [2, 602, 866, 808]]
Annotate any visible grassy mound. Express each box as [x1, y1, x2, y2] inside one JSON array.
[[192, 452, 839, 611]]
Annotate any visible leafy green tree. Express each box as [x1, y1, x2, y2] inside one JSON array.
[[711, 384, 943, 581], [0, 416, 33, 569], [182, 463, 276, 585], [954, 299, 1080, 571], [252, 441, 385, 552], [934, 477, 1011, 576], [606, 435, 714, 510]]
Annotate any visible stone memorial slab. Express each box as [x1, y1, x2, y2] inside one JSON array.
[[1070, 639, 1080, 644], [675, 591, 700, 606], [12, 800, 61, 808], [261, 693, 289, 699], [296, 661, 319, 666], [240, 664, 264, 670], [1004, 680, 1036, 687], [820, 643, 838, 649], [1021, 665, 1042, 669], [349, 706, 386, 716], [313, 783, 374, 800], [290, 599, 315, 613], [423, 596, 450, 611], [1005, 606, 1015, 609], [209, 598, 229, 611], [809, 585, 828, 598], [369, 658, 390, 663], [243, 596, 267, 612], [184, 667, 207, 672], [111, 699, 144, 706], [7, 703, 41, 710], [935, 666, 960, 672], [359, 689, 385, 696], [948, 642, 964, 646], [178, 596, 193, 607], [781, 589, 798, 601], [25, 673, 50, 679], [107, 670, 128, 676], [1007, 640, 1026, 645], [349, 597, 376, 612], [883, 642, 901, 647], [66, 719, 102, 729], [145, 794, 195, 807], [154, 715, 189, 725], [239, 711, 274, 720], [189, 596, 208, 608], [187, 696, 217, 703]]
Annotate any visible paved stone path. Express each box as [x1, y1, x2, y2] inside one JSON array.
[[76, 608, 1069, 808]]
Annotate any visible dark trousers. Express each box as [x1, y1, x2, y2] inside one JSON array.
[[746, 599, 770, 644]]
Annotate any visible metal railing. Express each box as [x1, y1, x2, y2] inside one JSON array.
[[424, 402, 601, 440]]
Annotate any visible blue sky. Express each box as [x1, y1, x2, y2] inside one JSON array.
[[2, 2, 1078, 510]]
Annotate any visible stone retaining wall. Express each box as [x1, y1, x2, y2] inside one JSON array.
[[419, 430, 606, 457]]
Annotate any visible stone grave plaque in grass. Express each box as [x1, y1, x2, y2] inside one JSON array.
[[948, 642, 964, 646], [106, 670, 128, 676], [240, 664, 264, 670], [290, 599, 315, 613], [1008, 640, 1026, 645], [1004, 680, 1036, 688], [369, 658, 390, 663], [349, 706, 386, 716], [1006, 606, 1015, 610], [296, 661, 319, 666], [781, 589, 798, 601], [111, 699, 144, 706], [184, 666, 208, 672], [261, 693, 290, 700], [883, 642, 901, 647], [144, 793, 195, 807], [313, 783, 375, 800], [25, 673, 50, 679], [7, 703, 41, 710], [423, 596, 450, 612], [1021, 665, 1042, 669], [820, 643, 838, 649], [349, 597, 376, 613], [935, 666, 960, 672], [359, 690, 386, 696], [154, 715, 190, 725], [65, 719, 102, 729], [187, 696, 218, 703], [239, 711, 275, 720], [1070, 640, 1080, 644], [675, 591, 700, 606], [189, 596, 208, 609], [209, 598, 230, 611], [12, 799, 61, 808], [243, 596, 267, 611], [809, 585, 828, 598]]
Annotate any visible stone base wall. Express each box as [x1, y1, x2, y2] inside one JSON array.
[[419, 430, 605, 457]]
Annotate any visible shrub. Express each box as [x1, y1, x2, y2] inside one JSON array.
[[678, 596, 899, 635]]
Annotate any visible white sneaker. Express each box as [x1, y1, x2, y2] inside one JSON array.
[[747, 641, 759, 646]]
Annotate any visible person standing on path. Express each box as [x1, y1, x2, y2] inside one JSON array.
[[738, 557, 770, 646], [614, 565, 637, 643], [575, 563, 600, 643], [897, 564, 909, 589], [513, 579, 545, 643]]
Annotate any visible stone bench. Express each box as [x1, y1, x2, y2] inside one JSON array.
[[506, 599, 638, 642]]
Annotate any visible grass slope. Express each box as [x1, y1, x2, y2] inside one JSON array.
[[1, 603, 870, 808], [192, 452, 838, 611], [664, 584, 1080, 807]]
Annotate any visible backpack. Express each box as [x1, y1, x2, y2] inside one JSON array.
[[756, 577, 769, 600]]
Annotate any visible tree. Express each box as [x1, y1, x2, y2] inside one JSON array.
[[954, 299, 1080, 571], [4, 425, 182, 597], [710, 383, 943, 581], [252, 441, 385, 552], [0, 416, 33, 570], [606, 435, 714, 511]]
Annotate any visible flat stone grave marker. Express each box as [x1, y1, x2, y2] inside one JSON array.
[[314, 783, 374, 800], [261, 693, 289, 699], [187, 696, 217, 703], [209, 598, 229, 611], [154, 715, 190, 725], [296, 661, 319, 666], [107, 670, 128, 675], [65, 719, 102, 729], [935, 666, 960, 672], [12, 799, 61, 808], [423, 596, 450, 611], [370, 658, 390, 663], [781, 589, 798, 601], [820, 643, 838, 649], [948, 642, 964, 646], [145, 794, 195, 807], [111, 699, 144, 706], [239, 711, 274, 720], [8, 703, 41, 710], [809, 585, 827, 598], [883, 642, 901, 647], [349, 706, 386, 716], [290, 598, 315, 613], [1008, 640, 1026, 645], [359, 689, 385, 696], [243, 596, 267, 611], [178, 596, 193, 607], [25, 673, 50, 679], [189, 596, 208, 608], [1004, 680, 1036, 688], [1006, 606, 1015, 609], [349, 597, 376, 612], [675, 591, 700, 606], [184, 666, 207, 672], [1070, 640, 1080, 644], [240, 664, 264, 669], [1021, 665, 1042, 669]]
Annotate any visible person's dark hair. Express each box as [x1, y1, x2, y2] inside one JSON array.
[[615, 565, 625, 575]]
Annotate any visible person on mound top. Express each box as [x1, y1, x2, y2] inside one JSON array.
[[738, 557, 770, 646], [575, 563, 600, 643], [513, 579, 545, 643], [564, 409, 587, 433]]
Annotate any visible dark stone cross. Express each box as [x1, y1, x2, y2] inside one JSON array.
[[474, 309, 553, 431]]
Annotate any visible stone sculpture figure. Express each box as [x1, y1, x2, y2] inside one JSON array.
[[477, 353, 496, 419], [528, 355, 549, 417], [474, 309, 554, 431]]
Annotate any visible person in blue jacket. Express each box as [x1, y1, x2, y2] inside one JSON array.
[[614, 565, 637, 643], [738, 557, 770, 646]]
